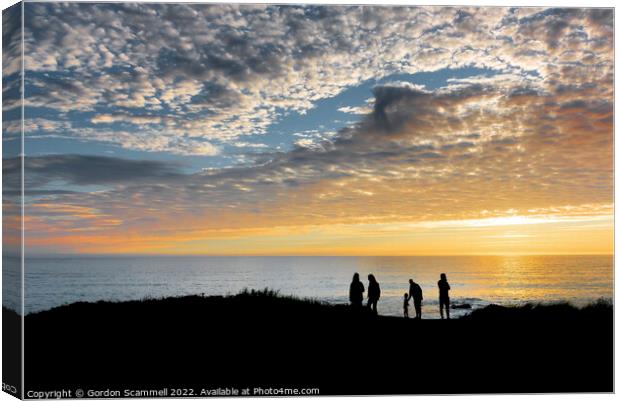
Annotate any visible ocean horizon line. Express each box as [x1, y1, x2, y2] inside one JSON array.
[[16, 252, 615, 259]]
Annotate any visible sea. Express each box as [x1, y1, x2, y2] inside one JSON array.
[[2, 255, 613, 318]]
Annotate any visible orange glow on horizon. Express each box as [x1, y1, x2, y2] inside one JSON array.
[[23, 207, 613, 256]]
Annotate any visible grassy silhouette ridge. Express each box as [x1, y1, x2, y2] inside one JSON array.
[[464, 298, 612, 321], [19, 288, 612, 322], [16, 290, 613, 395]]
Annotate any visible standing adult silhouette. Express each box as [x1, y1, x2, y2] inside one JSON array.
[[408, 279, 423, 319], [349, 273, 365, 309], [367, 274, 381, 315], [438, 273, 451, 319]]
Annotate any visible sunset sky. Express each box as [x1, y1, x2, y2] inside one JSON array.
[[2, 4, 613, 255]]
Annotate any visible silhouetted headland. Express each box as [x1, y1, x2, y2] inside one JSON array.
[[11, 289, 612, 395]]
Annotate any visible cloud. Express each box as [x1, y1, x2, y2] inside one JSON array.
[[338, 106, 373, 115], [6, 155, 184, 188], [19, 123, 220, 156], [231, 142, 269, 149], [91, 114, 162, 125], [21, 4, 611, 155], [22, 75, 612, 238], [14, 5, 613, 252], [2, 3, 22, 77]]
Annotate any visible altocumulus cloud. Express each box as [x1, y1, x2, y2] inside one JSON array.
[[14, 4, 612, 156], [7, 4, 613, 245], [18, 76, 612, 236]]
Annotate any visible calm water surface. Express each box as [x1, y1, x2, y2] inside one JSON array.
[[3, 255, 613, 318]]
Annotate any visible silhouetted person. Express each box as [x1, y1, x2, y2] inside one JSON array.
[[367, 274, 381, 315], [403, 293, 409, 318], [408, 279, 423, 319], [438, 273, 451, 319], [349, 273, 365, 309]]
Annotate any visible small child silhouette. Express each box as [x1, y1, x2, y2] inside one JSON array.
[[403, 292, 410, 318]]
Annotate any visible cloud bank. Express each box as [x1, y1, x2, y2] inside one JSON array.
[[17, 5, 612, 155], [6, 4, 613, 253]]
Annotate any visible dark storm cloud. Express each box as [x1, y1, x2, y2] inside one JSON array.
[[4, 155, 184, 190], [371, 85, 429, 132]]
